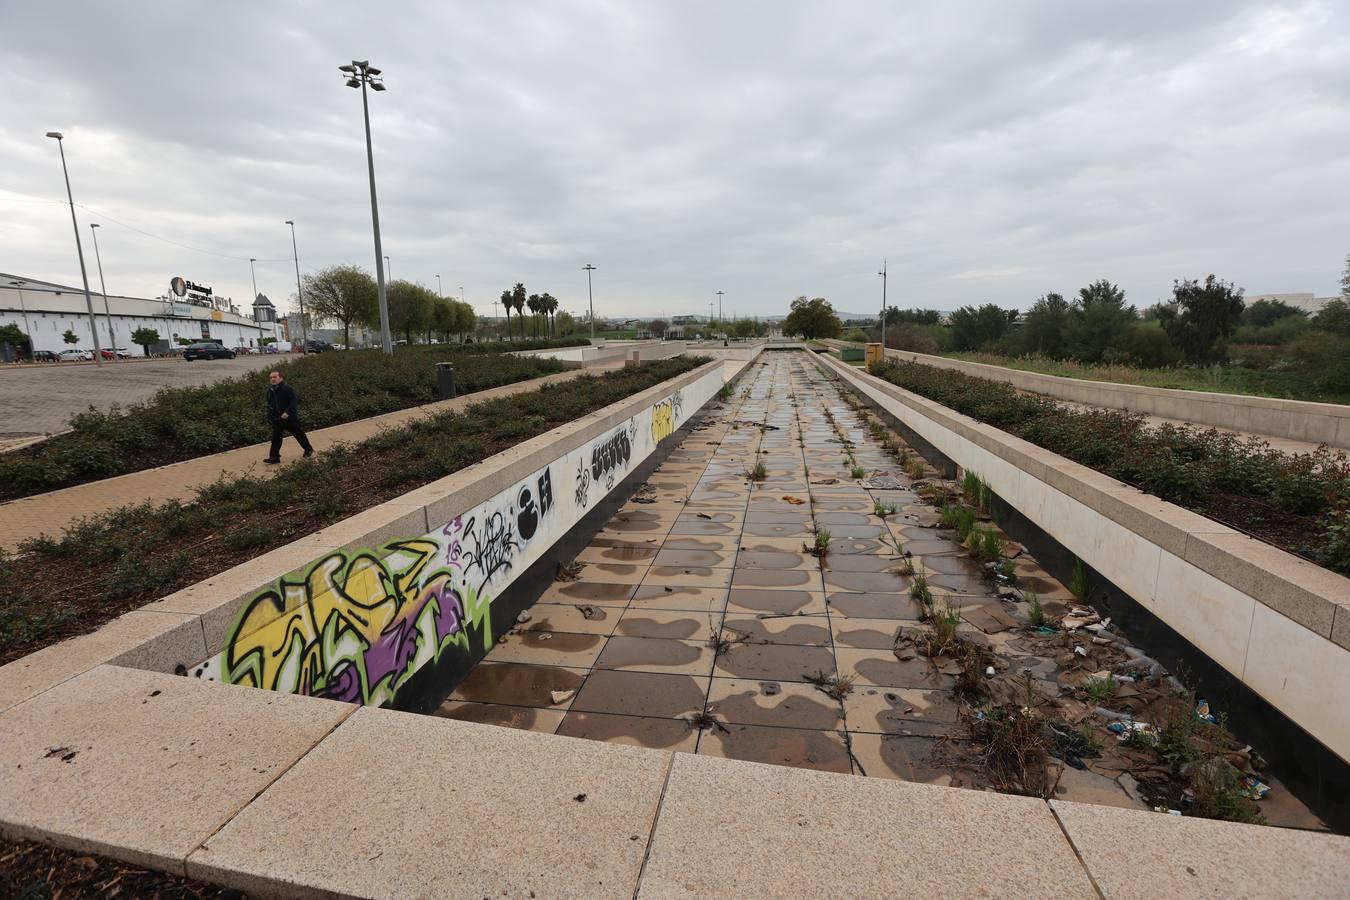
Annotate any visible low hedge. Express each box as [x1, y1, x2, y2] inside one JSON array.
[[0, 345, 584, 501], [867, 359, 1350, 574], [0, 356, 707, 664]]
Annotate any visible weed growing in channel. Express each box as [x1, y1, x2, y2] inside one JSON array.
[[962, 470, 992, 514], [1070, 557, 1091, 602], [747, 461, 767, 482], [1082, 675, 1119, 704], [873, 500, 897, 518], [910, 565, 933, 611], [805, 669, 856, 700], [850, 466, 867, 480], [1025, 587, 1046, 627]]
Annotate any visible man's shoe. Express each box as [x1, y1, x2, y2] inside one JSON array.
[[263, 457, 281, 465], [303, 449, 314, 458]]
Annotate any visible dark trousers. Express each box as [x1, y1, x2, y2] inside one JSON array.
[[268, 418, 313, 459]]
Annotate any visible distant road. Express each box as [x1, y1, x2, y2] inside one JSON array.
[[0, 355, 292, 438]]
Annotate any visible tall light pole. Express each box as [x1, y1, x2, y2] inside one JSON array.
[[436, 274, 442, 297], [45, 132, 102, 365], [878, 259, 888, 351], [716, 290, 724, 331], [88, 223, 115, 350], [385, 255, 391, 281], [582, 264, 597, 340], [285, 220, 308, 349], [249, 258, 259, 301], [9, 281, 32, 349], [340, 60, 393, 355]]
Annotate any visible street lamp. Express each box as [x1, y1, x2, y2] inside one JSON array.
[[436, 274, 442, 297], [878, 259, 888, 352], [8, 281, 32, 349], [385, 255, 391, 281], [717, 290, 724, 332], [45, 131, 102, 365], [249, 258, 259, 301], [285, 220, 308, 349], [88, 224, 115, 351], [340, 59, 393, 355], [582, 264, 597, 340]]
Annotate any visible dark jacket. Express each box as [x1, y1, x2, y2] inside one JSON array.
[[266, 381, 300, 423]]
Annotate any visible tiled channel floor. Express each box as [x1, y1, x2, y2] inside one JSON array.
[[436, 350, 1050, 781]]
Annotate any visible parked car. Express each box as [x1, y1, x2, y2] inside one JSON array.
[[31, 350, 58, 362], [182, 342, 236, 361], [303, 340, 332, 354], [57, 349, 91, 362], [98, 347, 135, 360]]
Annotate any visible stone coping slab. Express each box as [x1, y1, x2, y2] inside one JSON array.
[[637, 752, 1097, 899], [188, 705, 672, 899], [0, 665, 353, 874], [1051, 799, 1350, 899], [814, 352, 1350, 652]]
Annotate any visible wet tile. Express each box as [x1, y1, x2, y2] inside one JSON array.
[[825, 553, 910, 574], [660, 535, 741, 554], [569, 669, 710, 719], [734, 549, 816, 571], [642, 565, 735, 588], [842, 686, 961, 736], [829, 616, 906, 650], [539, 581, 637, 606], [707, 679, 844, 730], [730, 568, 825, 592], [595, 635, 716, 676], [575, 544, 660, 564], [835, 647, 953, 690], [742, 521, 815, 538], [668, 520, 739, 536], [652, 548, 735, 569], [713, 642, 836, 681], [616, 607, 714, 641], [487, 631, 607, 668], [721, 615, 831, 646], [826, 591, 924, 620], [823, 568, 912, 594], [519, 602, 619, 636], [448, 662, 588, 709], [726, 588, 827, 616], [815, 512, 872, 526], [629, 585, 729, 612], [676, 510, 742, 525], [433, 701, 565, 734], [578, 561, 651, 584], [697, 724, 852, 774], [557, 711, 699, 751], [828, 537, 897, 555], [850, 734, 976, 786]]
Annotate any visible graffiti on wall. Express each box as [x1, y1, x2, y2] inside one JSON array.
[[190, 375, 722, 705]]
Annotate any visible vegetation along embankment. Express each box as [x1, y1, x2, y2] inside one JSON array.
[[868, 359, 1350, 574], [0, 356, 707, 665], [0, 339, 590, 502]]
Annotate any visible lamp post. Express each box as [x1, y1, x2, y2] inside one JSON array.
[[716, 290, 724, 332], [339, 60, 393, 355], [88, 223, 116, 351], [493, 298, 500, 340], [45, 131, 102, 365], [436, 274, 442, 297], [8, 281, 32, 349], [285, 220, 308, 349], [249, 258, 259, 301], [385, 255, 391, 281], [582, 264, 597, 340], [878, 259, 888, 351]]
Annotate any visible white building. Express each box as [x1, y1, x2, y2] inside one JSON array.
[[1246, 293, 1340, 315], [1, 273, 275, 353]]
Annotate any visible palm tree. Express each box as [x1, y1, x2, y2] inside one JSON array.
[[500, 289, 513, 341], [527, 293, 542, 338], [541, 293, 559, 338], [511, 283, 527, 340]]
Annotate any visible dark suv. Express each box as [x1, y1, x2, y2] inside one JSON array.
[[183, 342, 236, 361]]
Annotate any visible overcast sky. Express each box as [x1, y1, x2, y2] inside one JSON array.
[[3, 1, 1349, 321]]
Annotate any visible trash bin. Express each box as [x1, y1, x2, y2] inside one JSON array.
[[864, 342, 885, 367], [435, 362, 456, 399]]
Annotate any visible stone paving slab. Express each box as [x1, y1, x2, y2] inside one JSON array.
[[188, 706, 673, 899], [1051, 799, 1350, 898], [0, 665, 353, 874], [636, 752, 1097, 898]]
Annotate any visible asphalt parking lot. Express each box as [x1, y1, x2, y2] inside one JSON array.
[[0, 354, 295, 438]]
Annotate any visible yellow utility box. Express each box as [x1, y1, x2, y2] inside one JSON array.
[[865, 342, 885, 367]]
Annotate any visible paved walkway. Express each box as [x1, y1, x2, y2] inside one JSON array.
[[440, 352, 1050, 779], [0, 364, 627, 551]]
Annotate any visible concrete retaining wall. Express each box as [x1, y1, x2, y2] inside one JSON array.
[[813, 351, 1350, 765], [822, 340, 1350, 448], [515, 341, 688, 365]]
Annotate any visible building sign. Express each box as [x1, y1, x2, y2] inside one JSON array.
[[171, 302, 193, 317], [171, 277, 213, 298], [171, 276, 187, 297], [200, 321, 211, 339]]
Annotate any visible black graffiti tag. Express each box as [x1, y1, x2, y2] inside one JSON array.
[[461, 510, 518, 590], [537, 468, 554, 516], [591, 428, 632, 490]]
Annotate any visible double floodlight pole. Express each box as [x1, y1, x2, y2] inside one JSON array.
[[340, 59, 393, 355], [583, 264, 597, 340], [879, 259, 888, 351]]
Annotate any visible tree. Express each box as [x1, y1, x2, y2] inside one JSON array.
[[453, 300, 476, 342], [649, 319, 668, 338], [948, 304, 1012, 351], [510, 283, 527, 340], [62, 329, 79, 346], [1021, 293, 1070, 357], [430, 298, 457, 342], [782, 296, 842, 340], [1157, 275, 1245, 363], [885, 308, 943, 326], [1242, 298, 1305, 328], [1312, 298, 1350, 337], [500, 289, 514, 341], [302, 265, 377, 348], [541, 293, 559, 337], [131, 327, 160, 357], [387, 279, 434, 345], [526, 293, 542, 338], [0, 323, 30, 358], [1341, 252, 1350, 298], [556, 310, 576, 336], [1062, 280, 1136, 362]]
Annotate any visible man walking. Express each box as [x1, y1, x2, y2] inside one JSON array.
[[264, 370, 314, 464]]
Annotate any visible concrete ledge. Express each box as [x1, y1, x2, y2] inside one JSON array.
[[814, 351, 1350, 764], [822, 340, 1350, 449]]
